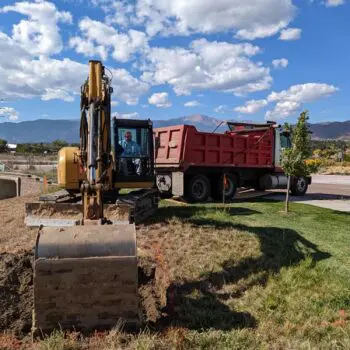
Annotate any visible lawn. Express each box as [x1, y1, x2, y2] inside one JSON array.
[[26, 199, 350, 349]]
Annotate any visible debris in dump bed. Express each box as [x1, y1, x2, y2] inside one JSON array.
[[0, 252, 33, 337]]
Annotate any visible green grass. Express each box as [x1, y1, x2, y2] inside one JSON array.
[[36, 199, 350, 349]]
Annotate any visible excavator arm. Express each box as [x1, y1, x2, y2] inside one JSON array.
[[28, 61, 140, 336], [79, 60, 113, 223]]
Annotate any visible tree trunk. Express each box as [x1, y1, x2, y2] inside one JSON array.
[[222, 173, 226, 204], [285, 175, 291, 213]]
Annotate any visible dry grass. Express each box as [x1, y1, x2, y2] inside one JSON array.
[[321, 165, 350, 175]]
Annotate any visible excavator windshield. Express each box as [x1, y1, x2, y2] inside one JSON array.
[[112, 118, 154, 182]]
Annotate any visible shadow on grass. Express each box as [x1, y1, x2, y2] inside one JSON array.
[[148, 205, 331, 331], [150, 205, 261, 222]]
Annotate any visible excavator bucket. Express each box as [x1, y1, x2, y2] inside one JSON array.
[[33, 224, 140, 336]]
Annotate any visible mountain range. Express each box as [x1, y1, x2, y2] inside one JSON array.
[[1, 115, 350, 143]]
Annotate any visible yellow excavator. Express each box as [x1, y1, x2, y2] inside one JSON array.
[[25, 61, 159, 335]]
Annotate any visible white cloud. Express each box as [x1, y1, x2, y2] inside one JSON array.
[[279, 28, 301, 41], [214, 105, 229, 113], [266, 83, 338, 119], [0, 107, 19, 121], [184, 100, 200, 107], [133, 0, 296, 40], [111, 101, 119, 107], [104, 1, 136, 26], [0, 0, 72, 56], [42, 88, 75, 102], [267, 83, 338, 103], [141, 39, 271, 96], [0, 32, 149, 104], [235, 99, 268, 114], [272, 58, 289, 69], [111, 68, 149, 105], [148, 92, 171, 108], [325, 0, 345, 7], [266, 100, 301, 119], [69, 17, 148, 62], [112, 111, 140, 119], [69, 36, 109, 61]]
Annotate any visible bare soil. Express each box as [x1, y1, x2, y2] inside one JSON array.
[[0, 194, 38, 254], [0, 194, 168, 338], [29, 203, 83, 219], [0, 252, 33, 337], [138, 251, 170, 324]]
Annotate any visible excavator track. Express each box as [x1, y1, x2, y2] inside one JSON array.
[[25, 189, 159, 227]]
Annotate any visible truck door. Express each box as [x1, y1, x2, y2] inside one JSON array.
[[274, 129, 292, 166]]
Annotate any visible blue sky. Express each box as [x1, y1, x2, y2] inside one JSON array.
[[0, 0, 349, 124]]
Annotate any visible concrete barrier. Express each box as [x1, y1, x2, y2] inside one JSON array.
[[0, 176, 21, 199]]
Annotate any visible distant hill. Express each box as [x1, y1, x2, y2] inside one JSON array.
[[309, 121, 350, 140], [0, 119, 80, 143], [1, 115, 350, 143]]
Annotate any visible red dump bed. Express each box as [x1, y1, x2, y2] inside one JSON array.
[[155, 124, 275, 170]]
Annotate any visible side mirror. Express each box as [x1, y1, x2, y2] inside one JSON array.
[[154, 136, 160, 149]]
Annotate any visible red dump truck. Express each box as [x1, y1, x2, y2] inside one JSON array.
[[154, 122, 311, 202]]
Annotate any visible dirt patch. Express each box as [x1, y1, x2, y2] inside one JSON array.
[[0, 195, 38, 254], [27, 203, 82, 219], [104, 204, 130, 221], [0, 252, 33, 337], [0, 250, 168, 338], [138, 251, 170, 324], [0, 193, 169, 336]]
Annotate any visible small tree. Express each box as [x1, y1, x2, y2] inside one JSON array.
[[0, 139, 7, 152], [52, 139, 68, 150], [282, 111, 313, 213]]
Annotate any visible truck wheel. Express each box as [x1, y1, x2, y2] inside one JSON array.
[[212, 174, 237, 200], [186, 175, 211, 202], [290, 176, 308, 196]]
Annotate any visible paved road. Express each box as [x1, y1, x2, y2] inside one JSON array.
[[268, 175, 350, 212], [308, 175, 350, 197]]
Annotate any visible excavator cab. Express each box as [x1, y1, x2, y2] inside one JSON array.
[[112, 118, 155, 186]]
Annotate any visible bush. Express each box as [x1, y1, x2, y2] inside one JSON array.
[[305, 159, 323, 174]]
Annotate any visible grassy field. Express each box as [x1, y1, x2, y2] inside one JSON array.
[[6, 199, 350, 349]]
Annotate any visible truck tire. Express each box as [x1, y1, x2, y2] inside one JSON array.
[[290, 176, 308, 196], [212, 174, 237, 200], [186, 175, 211, 203]]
